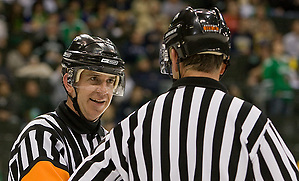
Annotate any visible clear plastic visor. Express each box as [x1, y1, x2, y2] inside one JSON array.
[[67, 67, 125, 96]]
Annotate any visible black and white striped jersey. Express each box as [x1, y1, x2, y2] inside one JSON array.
[[8, 101, 106, 181], [70, 77, 299, 181]]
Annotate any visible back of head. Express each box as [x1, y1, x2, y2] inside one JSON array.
[[160, 6, 231, 75]]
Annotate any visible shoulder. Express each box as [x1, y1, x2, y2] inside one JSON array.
[[11, 112, 64, 150]]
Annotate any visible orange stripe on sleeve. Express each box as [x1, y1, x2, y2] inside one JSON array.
[[22, 161, 70, 181]]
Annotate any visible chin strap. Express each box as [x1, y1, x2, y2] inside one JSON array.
[[71, 88, 99, 123]]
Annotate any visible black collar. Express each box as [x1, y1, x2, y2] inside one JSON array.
[[55, 101, 104, 136], [170, 77, 228, 93]]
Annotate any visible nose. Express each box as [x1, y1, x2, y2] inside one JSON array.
[[95, 84, 109, 95]]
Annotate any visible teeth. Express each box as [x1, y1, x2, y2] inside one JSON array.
[[91, 98, 103, 103]]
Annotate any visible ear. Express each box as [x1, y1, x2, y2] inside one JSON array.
[[170, 48, 179, 73], [63, 74, 74, 95], [220, 62, 227, 75]]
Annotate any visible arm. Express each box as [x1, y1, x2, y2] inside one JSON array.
[[252, 121, 299, 180], [8, 126, 69, 181], [69, 133, 122, 181]]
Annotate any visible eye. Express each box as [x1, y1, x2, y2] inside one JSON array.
[[107, 78, 116, 85], [90, 77, 97, 81]]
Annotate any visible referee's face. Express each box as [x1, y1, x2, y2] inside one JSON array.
[[74, 70, 115, 121]]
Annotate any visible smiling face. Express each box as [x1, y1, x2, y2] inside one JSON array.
[[65, 69, 116, 121]]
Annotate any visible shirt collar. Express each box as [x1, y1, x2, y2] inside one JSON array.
[[170, 77, 228, 93], [56, 101, 104, 136]]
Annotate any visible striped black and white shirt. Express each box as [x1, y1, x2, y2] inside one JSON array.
[[8, 101, 106, 180], [70, 77, 299, 180]]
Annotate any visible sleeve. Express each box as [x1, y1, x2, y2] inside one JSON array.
[[252, 120, 299, 180], [69, 130, 124, 181], [8, 127, 69, 181]]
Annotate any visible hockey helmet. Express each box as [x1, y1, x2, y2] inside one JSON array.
[[160, 6, 231, 75], [62, 34, 125, 96]]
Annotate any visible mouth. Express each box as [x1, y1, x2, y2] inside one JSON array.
[[90, 98, 105, 104]]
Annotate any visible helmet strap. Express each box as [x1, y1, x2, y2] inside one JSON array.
[[176, 60, 182, 79], [70, 87, 101, 123]]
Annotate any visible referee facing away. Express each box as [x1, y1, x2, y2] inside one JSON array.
[[69, 7, 299, 180]]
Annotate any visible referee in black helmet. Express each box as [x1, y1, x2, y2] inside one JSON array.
[[69, 7, 299, 180]]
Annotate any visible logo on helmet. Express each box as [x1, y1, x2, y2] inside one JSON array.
[[165, 27, 178, 39], [203, 25, 219, 32], [101, 58, 118, 65]]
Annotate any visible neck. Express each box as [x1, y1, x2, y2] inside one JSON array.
[[181, 69, 220, 81], [66, 98, 78, 115]]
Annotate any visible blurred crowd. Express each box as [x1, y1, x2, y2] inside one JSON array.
[[0, 0, 298, 179]]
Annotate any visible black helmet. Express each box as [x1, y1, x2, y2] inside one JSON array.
[[160, 6, 231, 75], [62, 34, 125, 96]]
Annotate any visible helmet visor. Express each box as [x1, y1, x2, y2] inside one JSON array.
[[66, 66, 125, 96]]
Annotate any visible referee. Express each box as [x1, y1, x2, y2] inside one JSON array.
[[70, 7, 299, 180], [8, 34, 125, 180]]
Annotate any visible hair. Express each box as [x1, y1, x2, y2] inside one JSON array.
[[181, 54, 224, 73]]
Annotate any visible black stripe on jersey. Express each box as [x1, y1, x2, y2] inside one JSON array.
[[211, 93, 233, 180], [113, 123, 129, 174], [194, 88, 213, 179], [257, 149, 273, 180], [50, 133, 61, 165], [24, 134, 34, 169], [247, 112, 267, 152], [10, 159, 18, 181], [142, 99, 157, 181], [49, 114, 83, 168], [73, 133, 89, 156], [229, 101, 252, 180], [93, 159, 116, 180], [265, 131, 292, 180], [179, 86, 194, 181], [161, 90, 175, 180], [72, 141, 112, 180], [245, 158, 254, 180], [127, 111, 140, 180], [43, 114, 76, 173]]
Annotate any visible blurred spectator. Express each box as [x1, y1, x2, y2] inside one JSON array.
[[15, 54, 53, 79], [60, 7, 90, 47], [16, 78, 52, 125], [252, 18, 276, 54], [5, 38, 33, 77], [0, 51, 12, 86], [231, 17, 254, 56], [49, 65, 66, 108], [111, 0, 132, 11], [25, 1, 48, 34], [262, 38, 296, 117], [115, 85, 151, 123], [0, 15, 8, 50], [109, 10, 135, 45], [6, 2, 26, 48], [223, 1, 240, 36], [161, 0, 186, 19], [33, 13, 65, 70], [121, 29, 147, 65], [246, 42, 271, 110], [86, 1, 117, 38], [132, 56, 166, 95], [0, 77, 19, 123], [283, 19, 299, 59]]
